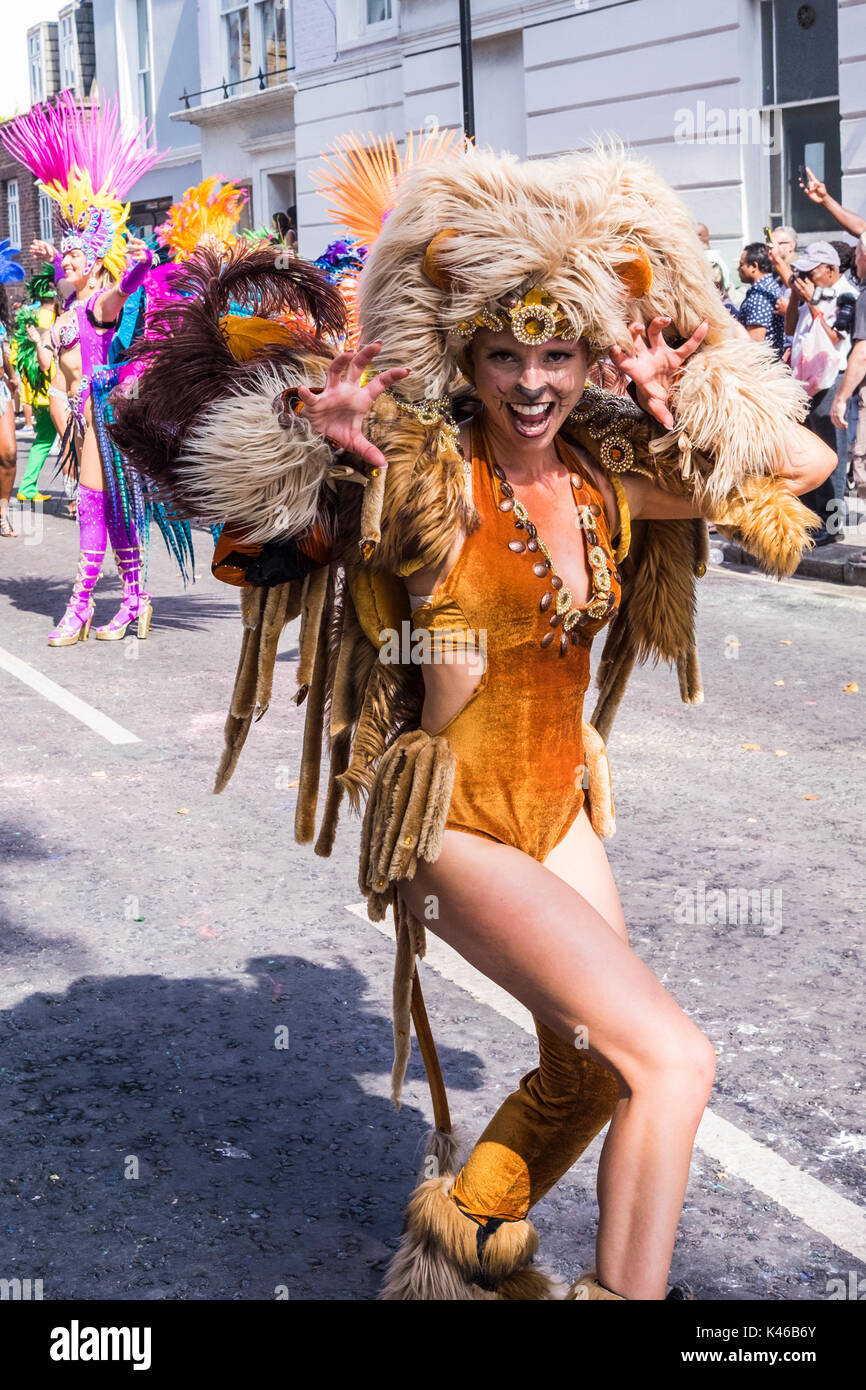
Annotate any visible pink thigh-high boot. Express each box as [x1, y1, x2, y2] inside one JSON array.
[[47, 483, 107, 646], [94, 509, 152, 641]]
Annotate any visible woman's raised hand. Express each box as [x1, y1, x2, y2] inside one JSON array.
[[30, 239, 56, 261], [608, 315, 708, 430], [294, 341, 409, 472]]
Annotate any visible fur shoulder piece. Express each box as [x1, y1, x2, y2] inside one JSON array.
[[343, 392, 479, 576], [563, 385, 657, 480], [565, 379, 814, 579]]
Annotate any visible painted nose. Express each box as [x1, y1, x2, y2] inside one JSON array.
[[514, 383, 546, 402]]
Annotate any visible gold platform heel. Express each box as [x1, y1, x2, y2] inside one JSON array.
[[136, 600, 153, 640], [47, 609, 93, 647]]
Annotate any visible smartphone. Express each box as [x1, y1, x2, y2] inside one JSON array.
[[798, 164, 809, 186], [763, 225, 772, 244]]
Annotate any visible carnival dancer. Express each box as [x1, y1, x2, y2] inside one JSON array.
[[0, 240, 25, 537], [112, 144, 835, 1300], [1, 91, 163, 644], [13, 262, 58, 505]]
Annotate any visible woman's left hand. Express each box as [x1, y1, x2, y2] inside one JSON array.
[[608, 315, 708, 430]]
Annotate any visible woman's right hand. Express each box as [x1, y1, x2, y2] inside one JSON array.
[[30, 239, 56, 261], [26, 324, 42, 344], [294, 341, 409, 472]]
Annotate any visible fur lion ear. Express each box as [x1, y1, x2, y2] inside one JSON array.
[[614, 242, 653, 299], [422, 228, 460, 289]]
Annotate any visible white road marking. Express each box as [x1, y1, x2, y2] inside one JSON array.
[[0, 646, 140, 745], [348, 901, 866, 1263]]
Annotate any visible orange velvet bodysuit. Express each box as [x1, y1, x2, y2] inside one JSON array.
[[412, 422, 624, 863]]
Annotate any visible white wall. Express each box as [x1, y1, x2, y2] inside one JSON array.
[[173, 0, 866, 268]]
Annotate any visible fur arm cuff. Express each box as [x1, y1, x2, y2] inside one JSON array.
[[709, 475, 819, 577]]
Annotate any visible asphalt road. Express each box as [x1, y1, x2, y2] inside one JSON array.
[[0, 476, 863, 1302]]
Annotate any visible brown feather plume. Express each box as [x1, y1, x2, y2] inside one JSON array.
[[108, 242, 346, 511]]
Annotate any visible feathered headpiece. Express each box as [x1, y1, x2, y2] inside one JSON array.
[[0, 91, 161, 280], [0, 239, 25, 284], [156, 176, 249, 261], [309, 127, 464, 345]]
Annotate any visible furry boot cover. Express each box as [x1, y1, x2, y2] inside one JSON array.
[[566, 1270, 625, 1300], [380, 1175, 564, 1300]]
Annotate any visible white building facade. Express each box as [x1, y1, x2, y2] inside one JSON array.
[[92, 0, 203, 230], [156, 0, 866, 269]]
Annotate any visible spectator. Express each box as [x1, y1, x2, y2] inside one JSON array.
[[765, 228, 799, 355], [709, 263, 750, 339], [770, 225, 798, 265], [736, 242, 786, 357], [831, 233, 866, 506], [785, 242, 859, 543], [829, 240, 857, 279], [696, 221, 731, 293]]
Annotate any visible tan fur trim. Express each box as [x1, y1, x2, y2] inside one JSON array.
[[214, 588, 265, 794], [710, 474, 818, 577], [380, 1176, 553, 1300], [296, 566, 329, 692], [380, 1178, 489, 1301], [294, 568, 332, 844], [313, 727, 350, 858], [256, 581, 298, 717], [670, 339, 809, 509], [358, 393, 478, 575], [566, 1271, 625, 1301], [497, 1267, 567, 1300], [173, 361, 334, 544], [677, 642, 704, 706], [627, 519, 697, 665], [582, 720, 616, 838], [480, 1217, 538, 1280], [360, 144, 735, 401]]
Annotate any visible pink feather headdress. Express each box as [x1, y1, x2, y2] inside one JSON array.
[[1, 91, 163, 279]]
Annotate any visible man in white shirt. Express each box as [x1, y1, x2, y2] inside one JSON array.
[[785, 242, 859, 543]]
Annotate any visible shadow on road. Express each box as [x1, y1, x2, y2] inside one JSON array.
[[0, 954, 484, 1300], [0, 821, 92, 968]]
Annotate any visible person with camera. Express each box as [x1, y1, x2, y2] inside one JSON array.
[[785, 242, 859, 544]]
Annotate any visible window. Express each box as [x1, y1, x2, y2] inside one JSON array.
[[257, 0, 292, 87], [59, 12, 77, 91], [336, 0, 398, 47], [222, 0, 251, 93], [761, 0, 840, 231], [39, 191, 53, 242], [7, 181, 21, 248], [136, 0, 153, 128], [28, 31, 44, 104]]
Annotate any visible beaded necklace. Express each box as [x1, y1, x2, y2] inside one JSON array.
[[480, 424, 618, 654]]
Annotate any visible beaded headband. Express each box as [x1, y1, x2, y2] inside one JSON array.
[[422, 227, 654, 347]]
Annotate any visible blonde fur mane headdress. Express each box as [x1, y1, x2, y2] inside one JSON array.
[[358, 142, 807, 502]]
